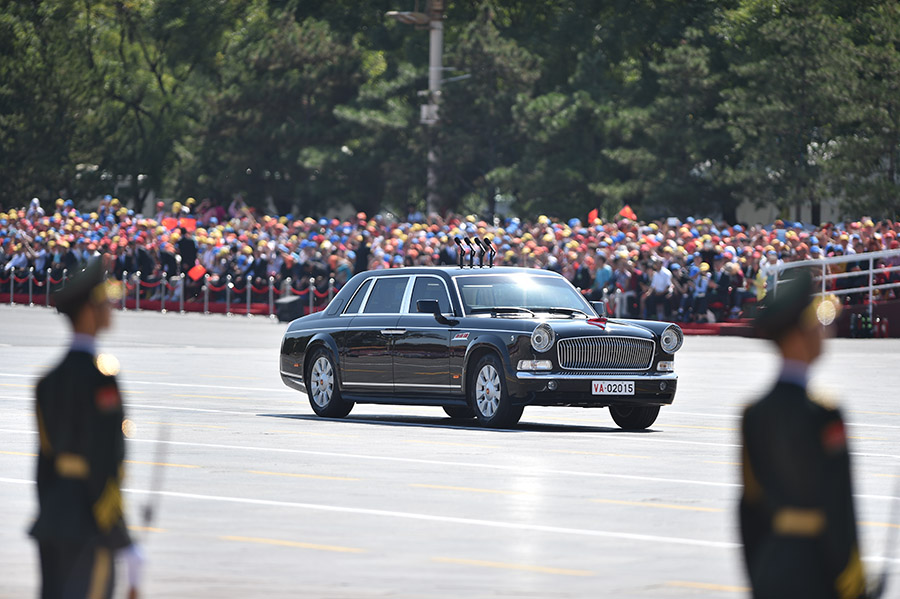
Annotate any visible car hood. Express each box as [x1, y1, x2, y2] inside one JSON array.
[[547, 318, 656, 340]]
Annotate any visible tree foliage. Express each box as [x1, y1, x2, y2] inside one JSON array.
[[1, 0, 899, 220]]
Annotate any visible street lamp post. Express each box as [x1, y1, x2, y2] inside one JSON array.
[[386, 0, 444, 216]]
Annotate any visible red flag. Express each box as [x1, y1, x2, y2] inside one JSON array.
[[618, 205, 637, 221], [187, 264, 207, 281], [178, 217, 197, 232], [161, 217, 179, 230], [587, 208, 599, 224]]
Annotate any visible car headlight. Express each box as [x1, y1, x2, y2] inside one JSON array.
[[531, 323, 555, 353], [660, 325, 684, 353]]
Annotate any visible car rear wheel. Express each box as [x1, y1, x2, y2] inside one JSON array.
[[469, 354, 523, 428], [306, 350, 354, 418], [609, 405, 659, 430], [442, 405, 476, 419]]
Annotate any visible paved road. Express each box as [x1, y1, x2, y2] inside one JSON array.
[[1, 304, 899, 598]]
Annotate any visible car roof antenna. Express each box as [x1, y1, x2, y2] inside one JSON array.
[[464, 237, 476, 268], [454, 237, 466, 268], [473, 237, 487, 267]]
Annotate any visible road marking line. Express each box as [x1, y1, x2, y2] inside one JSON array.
[[875, 474, 900, 479], [145, 421, 227, 429], [173, 394, 257, 400], [195, 374, 260, 381], [592, 499, 724, 513], [704, 461, 741, 466], [0, 383, 33, 388], [0, 373, 295, 394], [432, 557, 592, 577], [550, 449, 649, 459], [0, 450, 36, 457], [1, 428, 898, 494], [848, 436, 888, 441], [665, 424, 737, 432], [667, 581, 749, 593], [861, 521, 900, 529], [124, 370, 169, 375], [411, 484, 525, 495], [125, 460, 199, 469], [221, 535, 365, 554], [127, 403, 253, 416], [266, 430, 358, 438], [402, 439, 501, 449], [852, 410, 900, 417], [247, 470, 359, 482], [128, 525, 165, 533]]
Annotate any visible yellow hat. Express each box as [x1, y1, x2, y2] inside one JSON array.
[[186, 197, 196, 205], [700, 262, 710, 273]]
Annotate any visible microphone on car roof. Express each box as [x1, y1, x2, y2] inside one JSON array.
[[463, 238, 476, 268], [472, 238, 487, 268], [454, 237, 466, 268]]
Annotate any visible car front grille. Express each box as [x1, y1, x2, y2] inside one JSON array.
[[557, 336, 654, 371]]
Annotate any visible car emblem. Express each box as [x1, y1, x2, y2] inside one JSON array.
[[453, 332, 470, 341], [587, 317, 607, 330]]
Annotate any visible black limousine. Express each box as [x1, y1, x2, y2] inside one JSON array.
[[279, 265, 682, 429]]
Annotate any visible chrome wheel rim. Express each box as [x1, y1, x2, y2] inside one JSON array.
[[475, 364, 501, 418], [310, 356, 334, 408]]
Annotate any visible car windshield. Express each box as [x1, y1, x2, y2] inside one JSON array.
[[455, 274, 593, 317]]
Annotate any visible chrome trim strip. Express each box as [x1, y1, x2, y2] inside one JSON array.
[[280, 370, 304, 383], [517, 372, 677, 381], [341, 381, 461, 388]]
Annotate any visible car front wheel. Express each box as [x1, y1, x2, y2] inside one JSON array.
[[306, 349, 354, 418], [469, 354, 523, 428], [609, 405, 659, 430]]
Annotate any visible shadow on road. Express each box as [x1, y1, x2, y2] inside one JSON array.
[[258, 412, 659, 435]]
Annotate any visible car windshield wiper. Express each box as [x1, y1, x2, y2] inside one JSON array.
[[469, 306, 536, 317], [530, 307, 590, 318]]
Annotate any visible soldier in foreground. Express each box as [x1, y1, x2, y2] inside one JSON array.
[[740, 268, 870, 598], [31, 258, 141, 598]]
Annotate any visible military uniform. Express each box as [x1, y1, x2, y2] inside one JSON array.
[[740, 268, 868, 599], [741, 378, 865, 598], [31, 259, 131, 599]]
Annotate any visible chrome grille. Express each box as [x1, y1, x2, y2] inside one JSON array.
[[557, 336, 654, 371]]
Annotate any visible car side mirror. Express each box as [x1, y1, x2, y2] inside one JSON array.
[[591, 301, 607, 318], [417, 299, 455, 326]]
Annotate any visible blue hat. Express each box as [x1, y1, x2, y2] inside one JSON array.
[[810, 246, 821, 254], [670, 263, 681, 271], [393, 255, 403, 264], [733, 224, 743, 233], [689, 265, 700, 277]]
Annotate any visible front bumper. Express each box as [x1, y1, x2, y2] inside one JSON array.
[[512, 371, 677, 407]]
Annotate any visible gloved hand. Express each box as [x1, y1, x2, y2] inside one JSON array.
[[119, 543, 144, 598]]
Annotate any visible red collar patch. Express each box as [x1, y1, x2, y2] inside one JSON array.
[[822, 420, 846, 453], [95, 385, 121, 411]]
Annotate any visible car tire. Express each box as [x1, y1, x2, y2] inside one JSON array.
[[469, 354, 523, 428], [305, 349, 354, 418], [609, 405, 660, 430], [443, 405, 476, 419]]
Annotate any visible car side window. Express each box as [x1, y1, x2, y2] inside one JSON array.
[[362, 277, 409, 314], [409, 277, 451, 313], [344, 279, 372, 314]]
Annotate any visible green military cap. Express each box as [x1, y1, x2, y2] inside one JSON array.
[[53, 257, 110, 316], [754, 267, 815, 341]]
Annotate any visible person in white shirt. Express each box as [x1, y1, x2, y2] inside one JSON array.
[[644, 259, 673, 320]]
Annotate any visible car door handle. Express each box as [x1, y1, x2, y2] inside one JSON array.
[[380, 329, 406, 336]]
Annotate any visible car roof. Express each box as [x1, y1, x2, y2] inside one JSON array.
[[360, 266, 566, 280]]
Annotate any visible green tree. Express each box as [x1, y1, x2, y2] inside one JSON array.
[[718, 1, 854, 223]]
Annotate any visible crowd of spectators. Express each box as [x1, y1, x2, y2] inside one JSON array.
[[2, 196, 899, 321]]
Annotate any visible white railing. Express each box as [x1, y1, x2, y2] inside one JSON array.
[[773, 249, 900, 318]]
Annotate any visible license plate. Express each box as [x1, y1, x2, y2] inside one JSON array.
[[592, 381, 634, 395]]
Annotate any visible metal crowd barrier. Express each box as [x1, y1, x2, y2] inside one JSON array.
[[772, 248, 900, 319], [1, 268, 339, 318]]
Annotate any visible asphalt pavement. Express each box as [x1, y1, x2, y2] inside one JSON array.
[[1, 304, 899, 598]]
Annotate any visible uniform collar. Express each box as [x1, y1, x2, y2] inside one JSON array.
[[778, 358, 809, 388], [70, 333, 96, 356]]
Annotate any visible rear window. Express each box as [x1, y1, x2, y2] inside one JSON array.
[[344, 279, 372, 314], [362, 277, 409, 314], [410, 277, 451, 313]]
